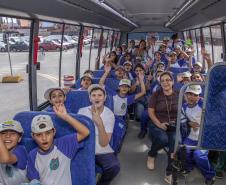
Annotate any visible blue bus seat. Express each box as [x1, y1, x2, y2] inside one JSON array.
[[93, 70, 115, 78], [104, 78, 120, 93], [199, 63, 226, 150], [13, 111, 95, 185], [169, 67, 189, 74]]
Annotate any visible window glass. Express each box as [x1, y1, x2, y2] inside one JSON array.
[[0, 17, 30, 121], [80, 27, 93, 75], [61, 25, 80, 87], [99, 30, 108, 67], [115, 32, 121, 48], [195, 29, 202, 62], [190, 30, 198, 60], [37, 21, 63, 104], [202, 27, 213, 62], [211, 25, 223, 63], [90, 28, 101, 70], [183, 31, 187, 40], [106, 30, 113, 54]]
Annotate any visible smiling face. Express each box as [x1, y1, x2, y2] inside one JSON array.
[[90, 89, 105, 109], [160, 74, 173, 91], [115, 68, 125, 79], [0, 130, 22, 151], [192, 73, 203, 82], [32, 129, 56, 152], [49, 90, 66, 106], [185, 92, 200, 106], [118, 84, 130, 96], [124, 64, 132, 72]]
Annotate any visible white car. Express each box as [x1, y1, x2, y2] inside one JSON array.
[[0, 41, 6, 52]]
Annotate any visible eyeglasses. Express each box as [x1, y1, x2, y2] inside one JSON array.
[[160, 79, 172, 83]]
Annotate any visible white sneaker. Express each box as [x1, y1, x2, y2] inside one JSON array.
[[147, 156, 155, 170], [164, 175, 172, 184]]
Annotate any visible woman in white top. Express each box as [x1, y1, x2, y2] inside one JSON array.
[[78, 84, 120, 185]]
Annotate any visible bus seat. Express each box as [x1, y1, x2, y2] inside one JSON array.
[[110, 116, 127, 154], [169, 67, 189, 74], [199, 62, 226, 150], [13, 111, 95, 185], [64, 90, 113, 113], [104, 78, 120, 93], [174, 83, 183, 91], [93, 70, 115, 78]]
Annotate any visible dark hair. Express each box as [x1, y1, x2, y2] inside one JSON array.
[[191, 72, 205, 81], [159, 71, 174, 82], [90, 87, 106, 96], [110, 51, 118, 64], [83, 69, 93, 75], [134, 63, 145, 71]]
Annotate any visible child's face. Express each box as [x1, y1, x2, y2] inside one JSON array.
[[182, 77, 191, 84], [81, 77, 92, 90], [170, 54, 177, 63], [135, 67, 144, 76], [185, 92, 200, 105], [155, 53, 161, 61], [0, 130, 21, 150], [32, 129, 55, 152], [193, 65, 201, 73], [192, 73, 203, 82], [50, 90, 66, 106], [90, 89, 105, 109], [124, 64, 132, 72], [157, 64, 164, 71], [119, 85, 130, 95], [115, 68, 125, 79]]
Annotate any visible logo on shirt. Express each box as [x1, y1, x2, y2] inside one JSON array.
[[49, 157, 59, 171], [121, 103, 126, 110]]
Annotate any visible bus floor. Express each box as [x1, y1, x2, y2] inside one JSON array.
[[111, 121, 226, 185]]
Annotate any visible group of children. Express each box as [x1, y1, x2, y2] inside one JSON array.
[[1, 33, 225, 185]]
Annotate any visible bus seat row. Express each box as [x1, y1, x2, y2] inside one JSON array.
[[93, 70, 115, 78], [13, 111, 95, 185]]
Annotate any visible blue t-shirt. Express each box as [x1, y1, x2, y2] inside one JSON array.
[[27, 134, 83, 185]]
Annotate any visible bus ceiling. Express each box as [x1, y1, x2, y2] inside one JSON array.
[[0, 0, 226, 32]]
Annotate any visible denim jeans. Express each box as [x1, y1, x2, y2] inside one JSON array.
[[148, 120, 176, 175]]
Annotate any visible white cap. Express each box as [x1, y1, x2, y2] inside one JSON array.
[[182, 71, 192, 78], [123, 61, 132, 66], [81, 73, 93, 80], [0, 120, 23, 134], [44, 88, 65, 101], [115, 65, 125, 71], [163, 36, 170, 41], [31, 115, 54, 134], [119, 79, 131, 87], [185, 85, 202, 95], [193, 62, 203, 68], [87, 84, 106, 96]]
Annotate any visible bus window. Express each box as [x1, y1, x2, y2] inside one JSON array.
[[195, 29, 203, 62], [0, 17, 30, 121], [80, 27, 93, 75], [61, 25, 80, 86], [190, 30, 198, 60], [99, 30, 108, 69], [106, 30, 113, 54], [37, 21, 63, 104], [202, 27, 213, 63], [90, 28, 101, 70], [211, 24, 223, 63]]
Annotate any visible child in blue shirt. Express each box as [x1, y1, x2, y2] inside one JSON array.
[[27, 104, 90, 185], [181, 85, 215, 185], [0, 120, 28, 185]]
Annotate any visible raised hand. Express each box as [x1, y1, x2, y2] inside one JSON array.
[[104, 63, 112, 73], [89, 105, 102, 126], [53, 103, 68, 119]]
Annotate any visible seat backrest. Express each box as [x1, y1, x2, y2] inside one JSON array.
[[63, 90, 113, 113], [169, 67, 189, 74], [104, 78, 120, 93], [93, 70, 115, 78], [110, 116, 127, 153], [13, 111, 95, 185], [199, 63, 226, 150]]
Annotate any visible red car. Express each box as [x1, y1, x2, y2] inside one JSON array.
[[39, 40, 66, 51]]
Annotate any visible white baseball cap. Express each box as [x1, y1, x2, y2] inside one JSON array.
[[87, 84, 106, 96], [31, 115, 54, 134], [81, 73, 93, 81], [119, 79, 131, 87], [44, 88, 65, 101], [182, 71, 192, 78], [185, 85, 202, 95], [0, 120, 23, 134], [123, 61, 132, 66], [193, 62, 203, 68]]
